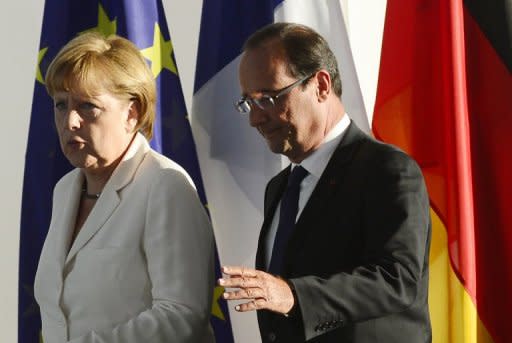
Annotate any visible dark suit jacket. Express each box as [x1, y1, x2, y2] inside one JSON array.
[[256, 123, 432, 343]]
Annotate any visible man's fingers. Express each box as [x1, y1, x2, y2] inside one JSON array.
[[219, 266, 293, 313], [221, 265, 259, 277], [223, 287, 265, 300], [235, 298, 267, 312], [218, 276, 260, 288]]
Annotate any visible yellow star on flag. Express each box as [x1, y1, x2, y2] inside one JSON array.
[[141, 23, 177, 78], [83, 3, 117, 37], [36, 47, 48, 84], [211, 286, 226, 321]]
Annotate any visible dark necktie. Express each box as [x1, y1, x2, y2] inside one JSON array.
[[269, 165, 309, 274]]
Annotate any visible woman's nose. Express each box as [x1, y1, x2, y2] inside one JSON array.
[[63, 109, 82, 130]]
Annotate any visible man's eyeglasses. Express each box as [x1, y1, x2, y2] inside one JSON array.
[[234, 74, 313, 114]]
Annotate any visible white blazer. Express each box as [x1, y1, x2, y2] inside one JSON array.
[[35, 133, 215, 343]]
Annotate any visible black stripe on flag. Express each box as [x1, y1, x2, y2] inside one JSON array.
[[464, 0, 512, 72]]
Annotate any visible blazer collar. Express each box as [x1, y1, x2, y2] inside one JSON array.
[[65, 133, 150, 263]]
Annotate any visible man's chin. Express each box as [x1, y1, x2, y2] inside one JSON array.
[[266, 140, 293, 157]]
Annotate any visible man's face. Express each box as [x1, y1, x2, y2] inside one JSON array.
[[238, 42, 326, 163]]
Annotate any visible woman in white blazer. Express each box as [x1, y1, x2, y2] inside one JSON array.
[[34, 32, 215, 343]]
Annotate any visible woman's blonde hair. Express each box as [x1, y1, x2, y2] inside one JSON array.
[[45, 32, 156, 139]]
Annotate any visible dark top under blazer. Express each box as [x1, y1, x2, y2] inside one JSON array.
[[256, 122, 432, 343]]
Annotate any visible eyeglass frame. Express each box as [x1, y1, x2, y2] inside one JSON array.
[[234, 73, 314, 114]]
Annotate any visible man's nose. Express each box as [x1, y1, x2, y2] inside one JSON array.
[[248, 106, 268, 127]]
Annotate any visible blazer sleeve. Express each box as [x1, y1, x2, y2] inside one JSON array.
[[290, 149, 431, 341], [68, 169, 215, 343]]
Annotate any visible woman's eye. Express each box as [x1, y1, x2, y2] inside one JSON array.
[[79, 102, 102, 119], [80, 102, 97, 111], [54, 101, 66, 111]]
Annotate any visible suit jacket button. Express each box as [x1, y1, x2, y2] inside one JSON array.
[[268, 332, 277, 342]]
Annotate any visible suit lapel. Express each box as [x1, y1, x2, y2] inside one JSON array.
[[53, 170, 83, 269], [65, 133, 150, 264], [302, 123, 365, 210], [256, 123, 368, 272], [284, 123, 367, 269], [65, 188, 120, 263]]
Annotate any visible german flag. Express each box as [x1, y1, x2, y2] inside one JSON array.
[[373, 1, 511, 342]]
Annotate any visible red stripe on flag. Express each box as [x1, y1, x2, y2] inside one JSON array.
[[373, 0, 476, 296], [373, 0, 512, 342]]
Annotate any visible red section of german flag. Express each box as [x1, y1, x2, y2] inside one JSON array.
[[373, 0, 511, 342]]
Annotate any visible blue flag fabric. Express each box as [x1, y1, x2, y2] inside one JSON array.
[[18, 1, 233, 342], [194, 0, 277, 93]]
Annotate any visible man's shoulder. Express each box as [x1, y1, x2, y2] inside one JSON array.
[[351, 135, 424, 186], [344, 124, 417, 167]]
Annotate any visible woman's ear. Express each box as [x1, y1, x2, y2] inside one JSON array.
[[125, 99, 140, 133]]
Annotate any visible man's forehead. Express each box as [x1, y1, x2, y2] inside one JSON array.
[[239, 48, 292, 93], [240, 50, 273, 70]]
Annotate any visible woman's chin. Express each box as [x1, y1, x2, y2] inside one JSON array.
[[65, 154, 95, 170]]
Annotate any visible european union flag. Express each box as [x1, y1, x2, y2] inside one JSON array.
[[18, 1, 233, 342]]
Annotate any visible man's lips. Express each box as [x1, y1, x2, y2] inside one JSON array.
[[259, 126, 282, 138]]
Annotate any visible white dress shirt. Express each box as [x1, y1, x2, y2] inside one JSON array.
[[265, 114, 351, 268]]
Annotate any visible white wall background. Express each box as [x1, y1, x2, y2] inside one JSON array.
[[0, 1, 385, 341]]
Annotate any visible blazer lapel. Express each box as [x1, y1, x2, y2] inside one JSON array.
[[303, 122, 365, 206], [52, 170, 83, 269], [284, 123, 367, 266], [65, 133, 150, 264], [65, 188, 120, 264]]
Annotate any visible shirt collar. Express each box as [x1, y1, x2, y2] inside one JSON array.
[[292, 113, 351, 178]]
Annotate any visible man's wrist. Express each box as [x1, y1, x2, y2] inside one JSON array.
[[284, 279, 299, 318]]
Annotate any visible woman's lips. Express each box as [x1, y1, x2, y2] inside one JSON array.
[[66, 138, 86, 149]]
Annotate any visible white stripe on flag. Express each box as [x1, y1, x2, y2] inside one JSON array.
[[275, 0, 370, 133], [192, 56, 276, 342]]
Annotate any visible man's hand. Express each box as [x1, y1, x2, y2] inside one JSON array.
[[219, 266, 295, 315]]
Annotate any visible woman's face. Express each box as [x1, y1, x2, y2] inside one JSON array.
[[53, 88, 138, 174]]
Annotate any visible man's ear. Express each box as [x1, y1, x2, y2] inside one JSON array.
[[315, 70, 331, 102], [126, 99, 140, 132]]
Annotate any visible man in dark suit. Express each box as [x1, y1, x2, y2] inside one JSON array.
[[219, 23, 432, 343]]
